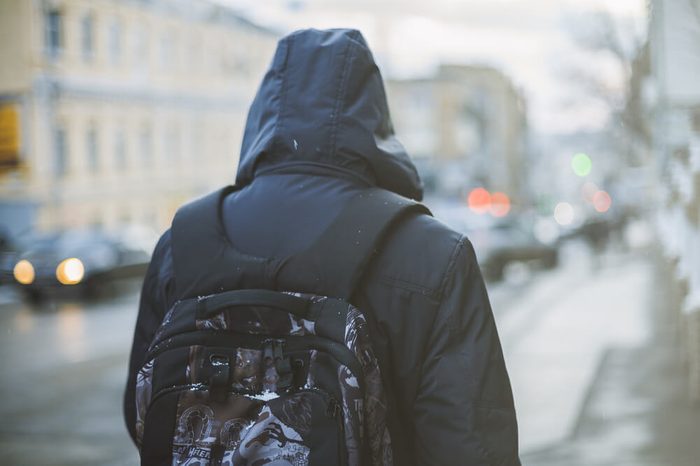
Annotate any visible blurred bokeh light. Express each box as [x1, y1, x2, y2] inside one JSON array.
[[1, 0, 699, 464]]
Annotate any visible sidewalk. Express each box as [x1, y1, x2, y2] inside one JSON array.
[[493, 246, 700, 465]]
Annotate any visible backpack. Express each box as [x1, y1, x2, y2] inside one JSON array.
[[132, 186, 430, 466]]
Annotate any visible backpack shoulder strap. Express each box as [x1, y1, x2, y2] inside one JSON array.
[[170, 185, 277, 299], [171, 186, 430, 300], [279, 188, 431, 300], [170, 186, 232, 297]]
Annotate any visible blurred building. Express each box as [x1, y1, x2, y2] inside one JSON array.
[[0, 0, 276, 237], [647, 0, 700, 399], [387, 64, 528, 203]]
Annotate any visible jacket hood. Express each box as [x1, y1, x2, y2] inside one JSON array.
[[236, 28, 423, 200]]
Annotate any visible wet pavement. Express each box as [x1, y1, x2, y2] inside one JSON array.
[[498, 246, 654, 453], [0, 244, 698, 465], [0, 284, 140, 465], [515, 251, 700, 466], [497, 245, 700, 465]]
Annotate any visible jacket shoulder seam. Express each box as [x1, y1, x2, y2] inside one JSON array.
[[377, 274, 441, 299], [436, 236, 470, 302]]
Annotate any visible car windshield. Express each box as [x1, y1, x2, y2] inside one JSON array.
[[56, 231, 108, 250], [21, 234, 61, 255], [22, 230, 111, 257]]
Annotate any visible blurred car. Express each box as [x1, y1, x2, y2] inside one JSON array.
[[10, 227, 155, 299], [432, 204, 559, 281], [0, 228, 19, 285]]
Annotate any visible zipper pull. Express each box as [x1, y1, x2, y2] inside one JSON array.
[[263, 339, 275, 364], [272, 339, 284, 362], [263, 339, 284, 364], [263, 339, 293, 391], [327, 398, 341, 419]]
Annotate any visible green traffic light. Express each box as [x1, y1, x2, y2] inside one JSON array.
[[572, 153, 592, 177]]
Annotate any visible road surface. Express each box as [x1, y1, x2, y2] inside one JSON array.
[[0, 244, 698, 465]]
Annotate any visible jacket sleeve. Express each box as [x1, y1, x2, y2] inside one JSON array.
[[413, 238, 520, 465], [123, 229, 176, 444]]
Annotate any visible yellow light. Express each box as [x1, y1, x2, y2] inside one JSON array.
[[13, 260, 35, 285], [56, 258, 85, 285]]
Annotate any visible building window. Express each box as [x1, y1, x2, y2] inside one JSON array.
[[192, 120, 204, 163], [45, 9, 63, 58], [115, 127, 127, 170], [54, 127, 68, 177], [109, 19, 122, 65], [118, 209, 130, 226], [81, 13, 94, 62], [140, 126, 153, 167], [159, 31, 177, 70], [159, 33, 170, 69], [134, 25, 149, 67], [165, 123, 180, 163], [143, 208, 157, 229], [86, 124, 99, 173], [189, 35, 202, 72]]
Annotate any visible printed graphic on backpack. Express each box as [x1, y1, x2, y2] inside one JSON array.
[[135, 290, 392, 466]]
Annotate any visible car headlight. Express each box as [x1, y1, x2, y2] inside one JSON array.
[[56, 258, 85, 285], [13, 260, 35, 285]]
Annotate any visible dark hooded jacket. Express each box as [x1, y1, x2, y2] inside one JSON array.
[[125, 29, 519, 465]]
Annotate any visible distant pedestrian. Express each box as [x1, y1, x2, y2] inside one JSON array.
[[125, 28, 519, 465]]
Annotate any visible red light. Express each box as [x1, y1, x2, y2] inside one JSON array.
[[582, 181, 599, 203], [593, 190, 612, 213], [468, 188, 491, 214], [490, 192, 511, 217]]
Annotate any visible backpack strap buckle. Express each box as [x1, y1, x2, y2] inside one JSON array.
[[263, 339, 293, 392], [208, 353, 231, 403]]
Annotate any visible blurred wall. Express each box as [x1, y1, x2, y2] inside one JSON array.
[[0, 0, 277, 236], [648, 0, 700, 399], [387, 64, 528, 203]]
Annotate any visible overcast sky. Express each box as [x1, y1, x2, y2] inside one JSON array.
[[217, 0, 647, 134]]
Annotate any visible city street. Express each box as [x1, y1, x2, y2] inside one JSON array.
[[0, 0, 697, 465], [0, 243, 699, 465], [0, 283, 141, 465]]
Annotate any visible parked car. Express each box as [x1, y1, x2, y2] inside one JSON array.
[[432, 204, 558, 281], [11, 227, 155, 299], [0, 228, 19, 286]]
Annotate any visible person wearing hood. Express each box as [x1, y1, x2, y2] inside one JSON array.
[[124, 29, 520, 465]]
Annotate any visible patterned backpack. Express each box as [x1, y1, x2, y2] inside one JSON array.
[[133, 186, 430, 465]]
